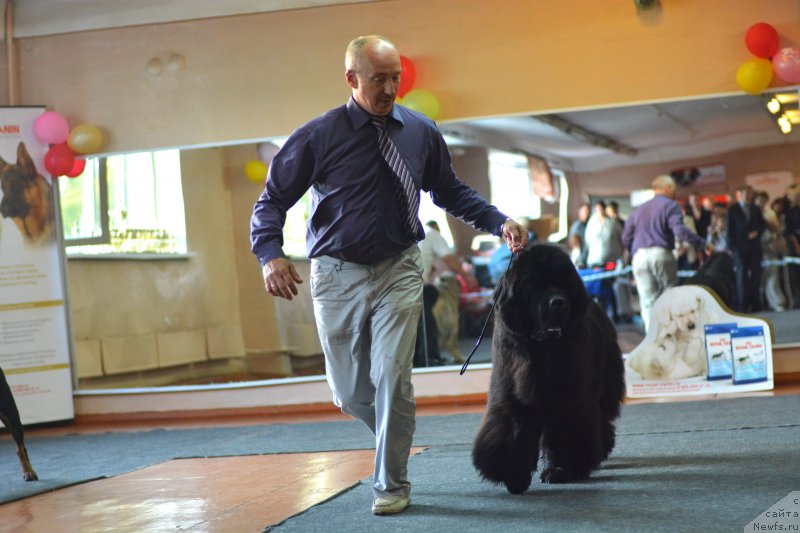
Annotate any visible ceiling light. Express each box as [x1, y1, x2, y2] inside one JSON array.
[[766, 97, 781, 114], [778, 114, 792, 134]]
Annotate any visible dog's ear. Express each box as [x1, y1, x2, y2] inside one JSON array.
[[16, 142, 38, 179], [496, 268, 527, 334]]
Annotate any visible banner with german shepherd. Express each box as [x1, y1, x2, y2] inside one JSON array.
[[0, 106, 74, 424]]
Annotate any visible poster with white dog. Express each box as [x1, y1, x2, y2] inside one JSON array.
[[625, 285, 774, 398]]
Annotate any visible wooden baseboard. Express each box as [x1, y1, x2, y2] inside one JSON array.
[[73, 393, 490, 426]]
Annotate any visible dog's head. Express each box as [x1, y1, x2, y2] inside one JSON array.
[[0, 142, 40, 219], [496, 243, 590, 342], [669, 294, 703, 332]]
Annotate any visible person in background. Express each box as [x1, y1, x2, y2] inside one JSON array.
[[726, 185, 765, 313], [755, 191, 787, 312], [676, 202, 700, 271], [621, 175, 708, 331], [250, 35, 528, 516], [686, 192, 712, 240], [415, 220, 458, 367], [772, 196, 793, 309], [705, 201, 729, 253], [584, 199, 624, 321], [606, 200, 625, 231], [568, 202, 591, 268], [785, 184, 800, 308], [584, 199, 624, 268]]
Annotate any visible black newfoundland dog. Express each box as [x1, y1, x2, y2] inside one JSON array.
[[472, 244, 625, 494], [681, 251, 736, 310]]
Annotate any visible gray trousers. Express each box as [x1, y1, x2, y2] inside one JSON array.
[[310, 246, 422, 499], [632, 246, 677, 332]]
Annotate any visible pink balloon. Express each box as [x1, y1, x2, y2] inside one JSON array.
[[773, 47, 800, 83], [33, 111, 70, 145]]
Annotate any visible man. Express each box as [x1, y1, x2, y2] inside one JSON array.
[[568, 202, 591, 268], [686, 192, 712, 239], [415, 220, 458, 366], [250, 35, 527, 516], [726, 185, 765, 313], [785, 185, 800, 308], [606, 200, 625, 231], [621, 175, 707, 331]]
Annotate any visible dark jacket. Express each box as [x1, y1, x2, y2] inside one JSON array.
[[726, 202, 765, 257]]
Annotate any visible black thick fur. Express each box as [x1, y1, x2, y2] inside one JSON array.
[[681, 252, 736, 310], [472, 244, 625, 494]]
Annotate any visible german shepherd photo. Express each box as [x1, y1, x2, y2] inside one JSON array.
[[0, 142, 55, 246]]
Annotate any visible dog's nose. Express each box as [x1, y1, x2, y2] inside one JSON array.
[[549, 295, 567, 313]]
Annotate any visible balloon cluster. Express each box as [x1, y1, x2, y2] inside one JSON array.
[[34, 111, 104, 178], [736, 22, 800, 94], [396, 55, 440, 121]]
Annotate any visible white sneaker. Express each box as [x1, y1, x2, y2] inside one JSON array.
[[372, 495, 411, 515]]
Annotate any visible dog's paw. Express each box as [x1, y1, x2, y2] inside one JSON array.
[[503, 470, 532, 494], [540, 467, 576, 484], [23, 469, 38, 482]]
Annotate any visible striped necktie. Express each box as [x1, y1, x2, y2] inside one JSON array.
[[372, 116, 420, 238]]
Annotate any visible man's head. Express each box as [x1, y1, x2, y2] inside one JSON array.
[[345, 35, 401, 116], [593, 199, 607, 217], [426, 220, 440, 232], [606, 200, 620, 218], [652, 175, 677, 199], [734, 185, 751, 205], [577, 202, 590, 222]]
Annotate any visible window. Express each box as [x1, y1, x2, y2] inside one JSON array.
[[487, 149, 570, 243], [59, 149, 187, 256], [488, 149, 541, 221]]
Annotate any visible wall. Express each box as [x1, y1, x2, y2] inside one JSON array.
[[6, 1, 800, 386], [5, 1, 800, 154], [68, 147, 251, 383], [572, 143, 800, 205]]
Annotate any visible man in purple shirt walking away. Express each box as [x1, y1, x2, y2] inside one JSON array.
[[250, 35, 528, 516], [621, 175, 708, 331]]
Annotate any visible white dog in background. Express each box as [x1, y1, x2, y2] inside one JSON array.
[[628, 292, 717, 381]]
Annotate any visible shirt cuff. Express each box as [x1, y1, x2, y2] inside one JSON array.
[[256, 241, 287, 266]]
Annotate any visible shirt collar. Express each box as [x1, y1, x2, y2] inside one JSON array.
[[347, 96, 405, 131]]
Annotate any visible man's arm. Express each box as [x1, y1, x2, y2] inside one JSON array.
[[667, 201, 705, 250], [424, 130, 527, 251], [250, 131, 316, 300]]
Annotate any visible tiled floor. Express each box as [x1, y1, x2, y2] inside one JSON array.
[[1, 385, 798, 533]]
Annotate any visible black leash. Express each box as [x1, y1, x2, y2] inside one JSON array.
[[459, 253, 515, 375]]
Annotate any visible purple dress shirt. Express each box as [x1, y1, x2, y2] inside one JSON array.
[[621, 194, 705, 256], [251, 98, 508, 266]]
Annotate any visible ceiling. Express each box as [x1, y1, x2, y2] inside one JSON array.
[[441, 92, 800, 173], [11, 1, 800, 174]]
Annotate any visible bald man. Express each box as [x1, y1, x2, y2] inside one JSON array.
[[251, 35, 527, 515], [621, 175, 707, 331]]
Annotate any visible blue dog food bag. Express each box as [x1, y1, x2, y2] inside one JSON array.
[[704, 323, 735, 380], [730, 326, 768, 385]]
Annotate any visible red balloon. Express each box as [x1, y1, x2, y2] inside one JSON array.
[[745, 22, 780, 59], [66, 158, 86, 178], [44, 143, 75, 177], [398, 55, 416, 98]]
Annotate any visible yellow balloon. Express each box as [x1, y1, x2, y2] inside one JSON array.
[[245, 160, 268, 183], [736, 58, 773, 95], [401, 89, 440, 120], [67, 123, 104, 154]]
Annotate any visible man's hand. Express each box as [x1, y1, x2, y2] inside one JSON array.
[[262, 258, 303, 301], [502, 219, 529, 253]]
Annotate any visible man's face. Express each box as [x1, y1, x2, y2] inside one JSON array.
[[346, 41, 401, 116], [578, 205, 590, 221]]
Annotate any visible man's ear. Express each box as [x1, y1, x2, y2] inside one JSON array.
[[345, 69, 358, 90]]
